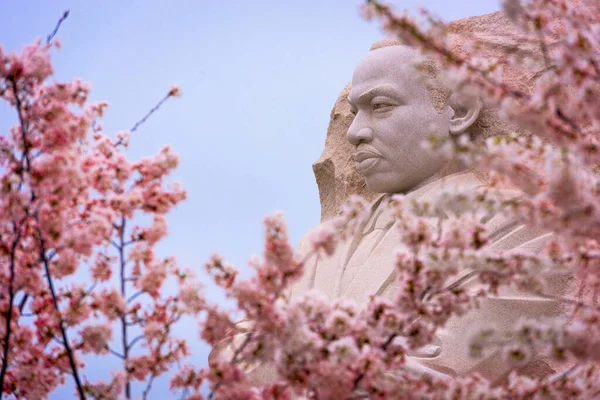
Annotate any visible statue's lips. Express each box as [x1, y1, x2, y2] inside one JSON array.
[[353, 150, 382, 173]]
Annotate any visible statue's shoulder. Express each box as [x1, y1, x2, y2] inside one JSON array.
[[296, 223, 323, 254], [476, 185, 552, 253], [296, 216, 349, 255]]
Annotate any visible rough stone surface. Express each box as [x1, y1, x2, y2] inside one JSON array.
[[314, 11, 552, 222]]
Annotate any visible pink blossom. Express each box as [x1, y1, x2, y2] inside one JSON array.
[[90, 253, 113, 282], [93, 288, 126, 321], [79, 324, 112, 354], [168, 84, 182, 98], [307, 223, 338, 256]]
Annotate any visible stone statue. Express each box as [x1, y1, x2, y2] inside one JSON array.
[[212, 10, 573, 387], [291, 43, 568, 383]]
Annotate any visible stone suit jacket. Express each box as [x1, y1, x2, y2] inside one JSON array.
[[210, 171, 573, 387], [290, 171, 573, 384]]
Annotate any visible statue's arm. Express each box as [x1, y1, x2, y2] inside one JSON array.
[[387, 230, 574, 384], [207, 319, 281, 386]]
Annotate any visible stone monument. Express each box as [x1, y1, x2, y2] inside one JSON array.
[[291, 40, 567, 382], [213, 10, 573, 386]]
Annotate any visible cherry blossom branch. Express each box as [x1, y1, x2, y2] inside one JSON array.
[[36, 222, 86, 399], [127, 291, 145, 304], [12, 80, 32, 172], [126, 335, 144, 351], [3, 69, 79, 398], [142, 374, 156, 400], [549, 362, 582, 385], [108, 347, 125, 360], [142, 314, 182, 400], [18, 294, 29, 314], [207, 250, 315, 399], [0, 25, 184, 398], [126, 318, 145, 326], [129, 86, 179, 133]]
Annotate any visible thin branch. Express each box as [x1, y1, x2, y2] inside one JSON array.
[[108, 347, 125, 360], [130, 93, 171, 133], [126, 335, 144, 352], [118, 216, 132, 399], [84, 283, 97, 297], [18, 293, 29, 313], [141, 373, 156, 400], [550, 362, 582, 384], [37, 222, 86, 399], [127, 291, 145, 304], [140, 320, 180, 400], [556, 108, 582, 133], [12, 80, 32, 172], [46, 10, 69, 45], [52, 336, 65, 346], [126, 318, 145, 326]]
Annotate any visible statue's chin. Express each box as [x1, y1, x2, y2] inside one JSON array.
[[363, 177, 407, 195], [364, 173, 439, 195]]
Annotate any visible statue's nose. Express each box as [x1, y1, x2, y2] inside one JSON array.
[[347, 126, 374, 146]]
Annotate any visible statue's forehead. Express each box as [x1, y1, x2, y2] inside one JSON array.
[[352, 47, 422, 87], [350, 47, 428, 102]]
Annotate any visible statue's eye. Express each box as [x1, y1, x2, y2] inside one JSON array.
[[349, 107, 358, 116], [372, 102, 394, 112]]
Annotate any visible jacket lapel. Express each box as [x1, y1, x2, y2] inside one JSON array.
[[342, 172, 484, 308]]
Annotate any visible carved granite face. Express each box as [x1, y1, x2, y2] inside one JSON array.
[[347, 46, 454, 194]]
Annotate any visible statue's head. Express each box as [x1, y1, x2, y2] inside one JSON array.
[[313, 12, 555, 220], [347, 45, 482, 193]]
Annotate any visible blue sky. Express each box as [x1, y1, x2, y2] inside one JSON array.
[[1, 1, 500, 398]]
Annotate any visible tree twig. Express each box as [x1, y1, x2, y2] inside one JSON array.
[[118, 217, 132, 399], [46, 10, 69, 45], [108, 347, 125, 360], [127, 335, 144, 352], [130, 94, 170, 133]]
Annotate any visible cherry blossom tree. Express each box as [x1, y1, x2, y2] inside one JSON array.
[[0, 12, 194, 400], [2, 0, 600, 399]]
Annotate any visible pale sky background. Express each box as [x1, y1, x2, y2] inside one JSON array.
[[1, 1, 500, 398]]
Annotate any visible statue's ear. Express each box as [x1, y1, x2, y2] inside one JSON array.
[[448, 92, 482, 135]]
